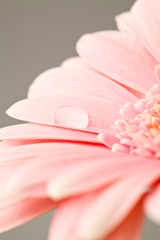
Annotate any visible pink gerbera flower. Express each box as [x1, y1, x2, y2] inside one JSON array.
[[1, 0, 160, 239]]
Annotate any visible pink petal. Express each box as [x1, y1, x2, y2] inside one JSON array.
[[106, 202, 143, 240], [49, 194, 143, 240], [48, 195, 93, 240], [0, 140, 65, 200], [0, 123, 100, 144], [47, 155, 148, 200], [0, 197, 56, 232], [115, 12, 137, 36], [78, 161, 160, 240], [0, 142, 107, 163], [55, 106, 89, 129], [77, 31, 157, 93], [61, 56, 95, 72], [144, 183, 160, 224], [0, 140, 21, 150], [0, 140, 43, 200], [0, 139, 36, 150], [131, 0, 160, 62], [155, 64, 160, 82], [3, 143, 108, 197], [28, 67, 137, 104], [6, 95, 122, 133], [0, 168, 23, 200]]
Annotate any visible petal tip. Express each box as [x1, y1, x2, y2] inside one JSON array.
[[47, 182, 66, 201]]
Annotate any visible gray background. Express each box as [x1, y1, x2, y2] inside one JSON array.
[[0, 0, 159, 239]]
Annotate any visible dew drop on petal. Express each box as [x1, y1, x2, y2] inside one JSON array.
[[55, 106, 89, 129]]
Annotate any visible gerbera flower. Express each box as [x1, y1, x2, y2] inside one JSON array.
[[1, 0, 160, 239]]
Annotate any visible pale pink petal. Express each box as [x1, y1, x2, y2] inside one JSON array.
[[48, 195, 93, 240], [0, 140, 65, 200], [0, 139, 56, 148], [6, 95, 122, 133], [55, 106, 89, 129], [0, 142, 107, 163], [47, 155, 148, 200], [131, 0, 160, 62], [49, 195, 143, 240], [0, 140, 22, 150], [61, 56, 95, 72], [3, 143, 108, 197], [0, 139, 38, 150], [78, 161, 160, 240], [0, 197, 56, 232], [144, 184, 160, 224], [155, 64, 160, 82], [0, 147, 29, 200], [77, 31, 157, 93], [124, 87, 144, 99], [28, 67, 137, 103], [106, 202, 143, 240], [115, 12, 137, 36], [0, 123, 100, 144]]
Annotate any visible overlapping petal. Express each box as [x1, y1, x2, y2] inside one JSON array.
[[0, 197, 56, 232], [28, 67, 137, 103], [144, 184, 160, 224], [77, 31, 157, 93], [106, 202, 143, 240], [6, 95, 122, 133], [131, 0, 160, 62], [115, 12, 137, 36], [78, 162, 160, 240], [1, 0, 160, 239], [0, 123, 99, 144], [3, 144, 149, 199]]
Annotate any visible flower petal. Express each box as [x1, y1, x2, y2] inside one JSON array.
[[55, 106, 89, 129], [144, 184, 160, 224], [131, 0, 160, 62], [61, 56, 95, 72], [78, 161, 160, 240], [28, 67, 137, 103], [105, 202, 144, 240], [0, 197, 56, 233], [0, 123, 99, 144], [115, 12, 137, 36], [3, 143, 108, 197], [6, 95, 122, 133], [48, 195, 93, 240], [77, 31, 157, 93], [155, 64, 160, 82], [47, 155, 148, 200]]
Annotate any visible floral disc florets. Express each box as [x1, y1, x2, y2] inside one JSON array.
[[112, 84, 160, 158]]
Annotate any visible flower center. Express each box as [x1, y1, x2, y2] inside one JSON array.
[[112, 84, 160, 158]]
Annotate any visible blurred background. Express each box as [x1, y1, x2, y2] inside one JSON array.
[[1, 0, 160, 239]]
